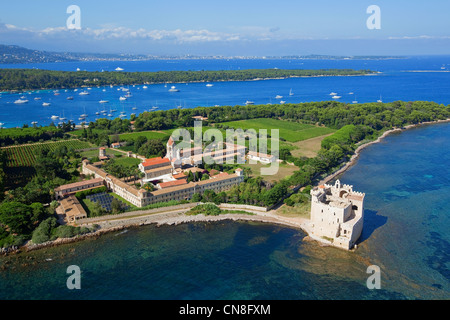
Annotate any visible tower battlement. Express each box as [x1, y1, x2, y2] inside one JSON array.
[[309, 180, 365, 250]]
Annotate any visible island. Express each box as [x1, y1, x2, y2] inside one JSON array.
[[0, 68, 375, 91], [0, 99, 449, 253]]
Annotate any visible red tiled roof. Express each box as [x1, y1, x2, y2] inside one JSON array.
[[55, 178, 104, 192], [158, 179, 188, 189], [173, 173, 188, 179], [142, 157, 170, 168]]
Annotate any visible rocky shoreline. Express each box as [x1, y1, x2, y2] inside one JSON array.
[[16, 211, 309, 255]]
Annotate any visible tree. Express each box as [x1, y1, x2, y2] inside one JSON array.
[[0, 201, 33, 235], [31, 217, 57, 244], [111, 198, 123, 214], [192, 193, 202, 202]]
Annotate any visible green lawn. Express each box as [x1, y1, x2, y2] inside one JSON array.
[[80, 148, 124, 159], [118, 131, 170, 142], [113, 156, 141, 168], [220, 118, 335, 143]]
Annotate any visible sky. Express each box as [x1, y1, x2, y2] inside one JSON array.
[[0, 0, 449, 56]]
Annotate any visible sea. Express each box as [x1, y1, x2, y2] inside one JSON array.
[[0, 56, 449, 300], [0, 56, 450, 128]]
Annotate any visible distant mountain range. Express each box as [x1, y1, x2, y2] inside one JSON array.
[[0, 45, 151, 64], [0, 44, 406, 64]]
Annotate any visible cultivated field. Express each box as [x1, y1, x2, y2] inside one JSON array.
[[2, 139, 92, 167]]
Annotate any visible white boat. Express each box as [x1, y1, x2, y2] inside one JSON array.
[[119, 96, 127, 101], [76, 68, 81, 71], [14, 99, 29, 104], [377, 95, 383, 103], [143, 86, 148, 89], [132, 107, 137, 110], [289, 89, 294, 96], [99, 100, 109, 104], [275, 95, 283, 99], [245, 101, 254, 105], [169, 86, 180, 92], [79, 91, 89, 96], [280, 101, 286, 104], [352, 100, 358, 104], [329, 92, 337, 96], [80, 113, 88, 118], [332, 95, 341, 99], [115, 67, 124, 71], [206, 84, 213, 87], [42, 102, 51, 106], [34, 97, 42, 100], [51, 115, 59, 120], [67, 96, 74, 100], [31, 121, 38, 125]]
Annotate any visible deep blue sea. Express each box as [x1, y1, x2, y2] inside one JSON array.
[[0, 57, 449, 300], [0, 56, 450, 128]]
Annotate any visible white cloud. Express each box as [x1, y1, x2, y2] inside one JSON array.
[[387, 35, 450, 40], [0, 23, 242, 43]]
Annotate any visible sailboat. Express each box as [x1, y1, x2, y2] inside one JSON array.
[[289, 89, 294, 96], [42, 102, 51, 106], [206, 84, 213, 87], [377, 95, 383, 103], [275, 95, 283, 99], [80, 105, 88, 118], [169, 86, 180, 92]]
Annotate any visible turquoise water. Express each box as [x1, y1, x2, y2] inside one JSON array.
[[0, 123, 449, 300]]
